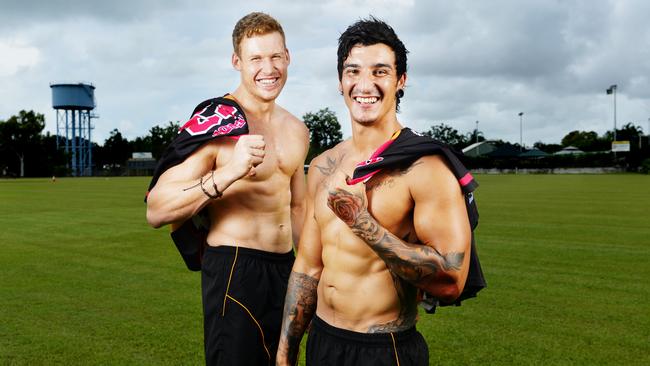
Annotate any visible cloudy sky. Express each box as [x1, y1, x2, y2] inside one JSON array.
[[1, 0, 649, 146]]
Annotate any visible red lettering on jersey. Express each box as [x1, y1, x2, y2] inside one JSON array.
[[212, 116, 246, 137], [179, 104, 240, 136]]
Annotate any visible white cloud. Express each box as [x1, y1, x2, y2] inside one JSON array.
[[1, 0, 649, 144], [0, 39, 40, 77]]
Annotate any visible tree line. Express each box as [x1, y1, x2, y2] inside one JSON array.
[[423, 121, 649, 171], [0, 110, 182, 177], [1, 108, 648, 177], [0, 109, 343, 177]]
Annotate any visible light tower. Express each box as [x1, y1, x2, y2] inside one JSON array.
[[518, 112, 524, 152], [50, 83, 98, 176], [606, 84, 617, 141]]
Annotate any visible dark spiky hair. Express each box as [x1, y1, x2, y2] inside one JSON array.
[[337, 17, 409, 110]]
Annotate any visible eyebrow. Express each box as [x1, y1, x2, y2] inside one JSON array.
[[373, 63, 393, 69], [343, 62, 393, 69], [248, 52, 283, 59]]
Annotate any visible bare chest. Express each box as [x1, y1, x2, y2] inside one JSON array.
[[315, 164, 415, 241], [216, 130, 300, 182]]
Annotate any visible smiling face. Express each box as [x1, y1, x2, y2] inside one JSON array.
[[339, 43, 406, 126], [232, 31, 289, 103]]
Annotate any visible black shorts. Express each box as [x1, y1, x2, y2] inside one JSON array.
[[201, 245, 294, 366], [306, 315, 429, 366]]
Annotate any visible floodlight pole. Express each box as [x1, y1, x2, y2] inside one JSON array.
[[613, 85, 617, 142], [607, 84, 617, 142], [606, 84, 618, 159], [475, 120, 479, 143], [518, 112, 524, 152]]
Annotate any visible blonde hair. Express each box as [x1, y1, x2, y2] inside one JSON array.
[[232, 12, 286, 55]]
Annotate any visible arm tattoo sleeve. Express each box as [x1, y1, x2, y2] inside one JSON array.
[[278, 271, 318, 365], [332, 190, 465, 286], [360, 224, 463, 284]]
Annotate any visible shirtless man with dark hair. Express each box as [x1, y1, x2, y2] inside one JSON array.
[[276, 18, 472, 366], [146, 12, 309, 366]]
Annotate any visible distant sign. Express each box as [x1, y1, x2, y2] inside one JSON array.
[[132, 152, 153, 159], [611, 141, 630, 152]]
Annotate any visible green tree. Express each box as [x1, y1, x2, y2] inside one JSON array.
[[533, 141, 563, 154], [561, 130, 604, 151], [0, 110, 46, 177], [467, 129, 485, 145], [150, 121, 180, 159], [303, 108, 343, 162], [423, 123, 468, 150], [39, 132, 70, 176], [603, 122, 644, 142], [604, 123, 648, 167], [102, 128, 131, 166]]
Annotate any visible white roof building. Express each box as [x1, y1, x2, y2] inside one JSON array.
[[554, 146, 584, 155], [462, 141, 497, 157]]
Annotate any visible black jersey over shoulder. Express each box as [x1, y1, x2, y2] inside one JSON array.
[[348, 128, 486, 312], [146, 95, 249, 196], [145, 95, 248, 271]]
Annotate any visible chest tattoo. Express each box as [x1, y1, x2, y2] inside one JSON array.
[[314, 154, 345, 176], [366, 160, 423, 192]]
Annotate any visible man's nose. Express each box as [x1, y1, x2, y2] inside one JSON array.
[[355, 71, 375, 94], [261, 58, 275, 74]]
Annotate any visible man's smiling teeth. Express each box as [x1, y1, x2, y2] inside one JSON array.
[[354, 96, 378, 104], [258, 78, 277, 85]]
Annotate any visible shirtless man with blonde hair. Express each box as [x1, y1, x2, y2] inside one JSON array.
[[276, 18, 473, 366], [146, 12, 308, 365]]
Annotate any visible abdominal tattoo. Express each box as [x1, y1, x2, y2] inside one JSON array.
[[279, 271, 318, 364]]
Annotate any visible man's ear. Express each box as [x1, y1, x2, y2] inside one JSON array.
[[397, 72, 407, 90], [285, 48, 291, 65], [232, 53, 241, 70]]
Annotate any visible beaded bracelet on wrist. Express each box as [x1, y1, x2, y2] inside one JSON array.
[[200, 171, 222, 199]]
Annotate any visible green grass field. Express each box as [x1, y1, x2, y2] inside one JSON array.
[[1, 175, 649, 365]]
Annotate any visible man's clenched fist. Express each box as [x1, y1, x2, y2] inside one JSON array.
[[226, 135, 266, 179]]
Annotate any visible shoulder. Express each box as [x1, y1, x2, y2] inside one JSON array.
[[310, 139, 350, 170], [407, 155, 462, 200], [275, 107, 310, 160], [306, 139, 350, 183], [277, 106, 309, 134], [190, 96, 235, 116], [189, 98, 216, 115]]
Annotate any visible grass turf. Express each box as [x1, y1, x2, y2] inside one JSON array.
[[1, 175, 648, 365]]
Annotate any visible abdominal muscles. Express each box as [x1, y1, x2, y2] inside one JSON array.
[[205, 175, 293, 252], [316, 233, 416, 332]]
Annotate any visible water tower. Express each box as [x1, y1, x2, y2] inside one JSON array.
[[50, 82, 98, 176]]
